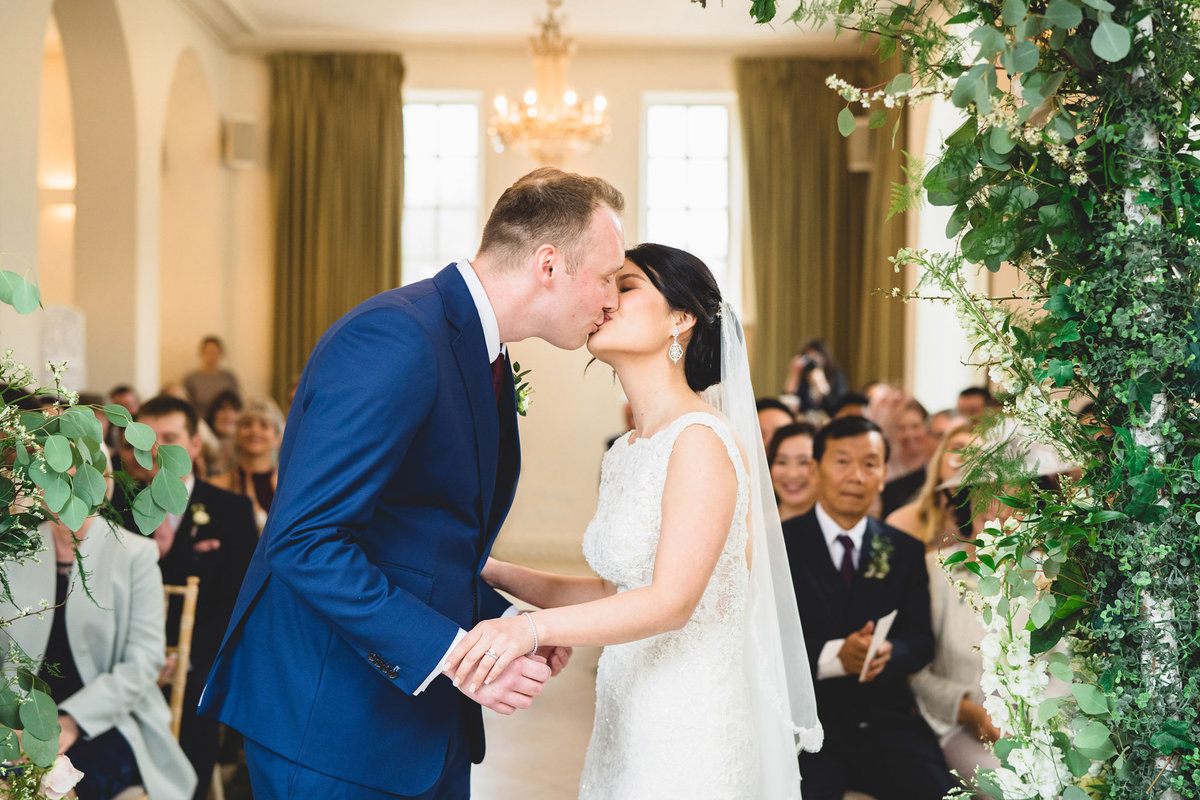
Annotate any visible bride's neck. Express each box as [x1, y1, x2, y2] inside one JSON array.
[[613, 356, 697, 439]]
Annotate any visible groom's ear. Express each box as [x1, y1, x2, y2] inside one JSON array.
[[533, 243, 559, 286]]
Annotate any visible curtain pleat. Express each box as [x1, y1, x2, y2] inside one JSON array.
[[735, 56, 908, 394], [268, 52, 405, 404]]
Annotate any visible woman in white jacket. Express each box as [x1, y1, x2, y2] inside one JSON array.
[[2, 512, 197, 800]]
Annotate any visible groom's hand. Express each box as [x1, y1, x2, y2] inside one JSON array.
[[460, 655, 551, 715], [537, 645, 572, 676]]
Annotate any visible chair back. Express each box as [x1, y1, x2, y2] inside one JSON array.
[[162, 576, 200, 741]]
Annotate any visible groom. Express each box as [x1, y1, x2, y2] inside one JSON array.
[[198, 167, 626, 799]]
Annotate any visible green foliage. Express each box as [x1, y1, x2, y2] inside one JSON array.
[[734, 0, 1200, 796]]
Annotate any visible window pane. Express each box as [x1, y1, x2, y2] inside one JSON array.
[[687, 106, 728, 157], [403, 105, 437, 156], [687, 209, 729, 261], [646, 208, 690, 247], [436, 208, 476, 257], [403, 208, 436, 256], [684, 158, 729, 209], [404, 157, 438, 206], [437, 157, 479, 205], [438, 105, 479, 156], [646, 158, 688, 209], [647, 105, 687, 158]]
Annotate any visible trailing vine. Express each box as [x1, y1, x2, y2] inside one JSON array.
[[730, 0, 1200, 797]]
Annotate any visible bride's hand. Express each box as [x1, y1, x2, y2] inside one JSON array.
[[444, 615, 537, 692]]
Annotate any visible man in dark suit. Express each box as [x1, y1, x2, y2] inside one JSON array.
[[782, 415, 955, 800], [120, 395, 258, 800]]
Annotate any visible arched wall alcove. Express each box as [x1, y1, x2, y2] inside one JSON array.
[[159, 48, 223, 389], [53, 0, 140, 393]]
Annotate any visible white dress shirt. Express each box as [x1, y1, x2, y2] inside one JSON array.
[[813, 502, 868, 680], [416, 259, 516, 695]]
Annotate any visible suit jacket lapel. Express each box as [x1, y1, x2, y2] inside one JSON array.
[[434, 267, 500, 532]]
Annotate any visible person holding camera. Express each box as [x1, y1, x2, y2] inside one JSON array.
[[782, 339, 847, 417]]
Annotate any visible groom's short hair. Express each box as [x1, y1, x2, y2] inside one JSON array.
[[478, 167, 625, 274]]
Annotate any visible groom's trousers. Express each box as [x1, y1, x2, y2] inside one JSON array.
[[244, 735, 470, 799]]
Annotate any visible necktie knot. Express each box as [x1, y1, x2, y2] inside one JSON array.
[[836, 534, 855, 588]]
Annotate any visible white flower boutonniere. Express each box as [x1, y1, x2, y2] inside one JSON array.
[[862, 534, 894, 579], [191, 503, 211, 527], [513, 362, 533, 416]]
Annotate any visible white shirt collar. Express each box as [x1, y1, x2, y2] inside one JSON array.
[[455, 258, 502, 362], [814, 501, 868, 567]]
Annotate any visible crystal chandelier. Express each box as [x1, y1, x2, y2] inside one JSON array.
[[488, 0, 609, 165]]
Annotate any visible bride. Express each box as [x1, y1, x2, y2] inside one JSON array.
[[444, 243, 821, 798]]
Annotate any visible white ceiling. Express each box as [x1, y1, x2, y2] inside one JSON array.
[[196, 0, 847, 53]]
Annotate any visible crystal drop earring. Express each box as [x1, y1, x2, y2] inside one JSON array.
[[668, 327, 683, 364]]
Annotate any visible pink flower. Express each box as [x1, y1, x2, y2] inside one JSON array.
[[40, 755, 84, 800]]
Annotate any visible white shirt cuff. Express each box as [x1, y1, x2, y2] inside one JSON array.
[[817, 638, 848, 680], [414, 628, 465, 695], [501, 604, 520, 618]]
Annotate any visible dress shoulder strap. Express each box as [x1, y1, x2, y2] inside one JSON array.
[[662, 411, 747, 482]]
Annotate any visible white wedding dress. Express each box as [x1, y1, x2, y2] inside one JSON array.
[[579, 411, 760, 799]]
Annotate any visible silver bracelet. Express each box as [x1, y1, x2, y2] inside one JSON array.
[[522, 611, 538, 655]]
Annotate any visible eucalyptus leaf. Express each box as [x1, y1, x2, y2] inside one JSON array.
[[134, 446, 154, 471], [1031, 596, 1053, 627], [43, 474, 71, 514], [977, 575, 1002, 596], [42, 434, 73, 473], [885, 72, 913, 94], [1074, 720, 1117, 759], [157, 444, 193, 478], [1065, 746, 1093, 778], [0, 685, 19, 729], [124, 420, 157, 450], [103, 404, 133, 427], [1001, 0, 1026, 26], [1043, 0, 1083, 30], [837, 107, 856, 138], [17, 689, 58, 741], [868, 109, 887, 130], [971, 25, 1007, 60], [1036, 698, 1062, 724], [1063, 787, 1091, 800], [1080, 0, 1115, 9], [990, 126, 1016, 155], [73, 462, 108, 507], [6, 273, 41, 315], [59, 494, 89, 532], [21, 727, 58, 767], [0, 271, 16, 305], [132, 487, 166, 535], [151, 469, 189, 516], [1071, 683, 1111, 716], [0, 726, 17, 762], [1001, 40, 1040, 74], [1092, 18, 1131, 61]]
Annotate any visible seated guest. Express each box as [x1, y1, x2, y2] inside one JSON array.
[[210, 396, 285, 532], [886, 422, 975, 548], [205, 390, 242, 477], [756, 396, 796, 452], [118, 395, 258, 800], [908, 520, 1002, 791], [2, 493, 196, 800], [956, 386, 998, 426], [782, 416, 955, 800], [768, 422, 818, 522], [880, 399, 932, 516], [927, 408, 965, 448], [830, 391, 870, 420]]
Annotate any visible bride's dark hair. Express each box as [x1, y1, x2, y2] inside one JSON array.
[[625, 243, 723, 392]]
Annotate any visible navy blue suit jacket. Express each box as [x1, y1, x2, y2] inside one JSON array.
[[782, 510, 934, 741], [198, 265, 520, 796]]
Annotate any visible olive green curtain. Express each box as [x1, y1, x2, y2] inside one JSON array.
[[268, 52, 405, 404], [735, 56, 908, 395]]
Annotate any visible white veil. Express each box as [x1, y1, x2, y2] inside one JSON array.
[[703, 303, 822, 797]]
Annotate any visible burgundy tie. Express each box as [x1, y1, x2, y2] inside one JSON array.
[[836, 534, 855, 588], [491, 353, 506, 401]]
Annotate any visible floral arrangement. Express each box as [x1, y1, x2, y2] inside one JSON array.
[[0, 264, 190, 797], [723, 0, 1200, 796], [863, 534, 894, 579], [512, 361, 533, 417]]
